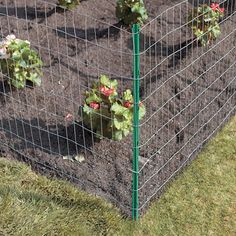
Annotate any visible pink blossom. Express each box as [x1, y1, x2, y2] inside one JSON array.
[[89, 102, 100, 110], [210, 3, 220, 11], [219, 7, 224, 13], [139, 102, 144, 107], [124, 101, 132, 108], [100, 85, 114, 97]]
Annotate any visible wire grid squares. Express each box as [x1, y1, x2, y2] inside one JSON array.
[[137, 0, 236, 213], [0, 0, 235, 217], [0, 0, 134, 215]]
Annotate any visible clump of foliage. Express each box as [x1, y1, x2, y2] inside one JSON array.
[[82, 75, 146, 141], [58, 0, 80, 10], [0, 35, 43, 89], [116, 0, 148, 26], [188, 3, 225, 46]]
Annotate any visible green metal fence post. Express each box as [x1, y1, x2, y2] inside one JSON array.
[[132, 23, 140, 220]]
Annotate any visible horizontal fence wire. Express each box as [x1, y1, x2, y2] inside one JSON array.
[[0, 0, 235, 218]]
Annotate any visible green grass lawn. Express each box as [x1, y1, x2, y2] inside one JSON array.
[[0, 117, 235, 236]]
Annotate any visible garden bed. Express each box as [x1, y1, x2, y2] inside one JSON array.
[[0, 0, 235, 216]]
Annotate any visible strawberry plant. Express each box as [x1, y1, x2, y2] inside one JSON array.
[[0, 35, 43, 89], [116, 0, 148, 26], [188, 3, 224, 46], [58, 0, 79, 10], [82, 75, 146, 141]]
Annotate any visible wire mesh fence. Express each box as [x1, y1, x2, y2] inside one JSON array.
[[0, 0, 235, 218], [136, 0, 236, 217]]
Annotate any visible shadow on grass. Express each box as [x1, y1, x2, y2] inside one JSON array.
[[0, 185, 108, 212]]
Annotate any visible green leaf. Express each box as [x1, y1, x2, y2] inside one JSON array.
[[10, 78, 25, 89], [100, 74, 117, 89], [123, 129, 130, 137], [189, 3, 222, 47], [114, 118, 122, 129], [58, 0, 79, 10], [83, 104, 93, 115], [81, 74, 146, 141], [123, 89, 133, 102], [30, 73, 41, 86], [116, 0, 148, 26], [139, 105, 146, 119], [211, 25, 221, 38], [3, 36, 43, 89], [19, 60, 27, 68], [17, 40, 30, 49], [113, 130, 123, 141], [85, 91, 102, 104], [100, 74, 110, 87], [111, 102, 127, 115], [12, 51, 21, 61]]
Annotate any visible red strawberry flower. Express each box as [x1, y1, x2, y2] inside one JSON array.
[[210, 3, 220, 11], [100, 85, 114, 97], [219, 7, 224, 13], [90, 102, 100, 110], [124, 101, 132, 108]]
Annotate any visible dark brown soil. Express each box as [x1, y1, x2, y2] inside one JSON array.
[[0, 0, 235, 217]]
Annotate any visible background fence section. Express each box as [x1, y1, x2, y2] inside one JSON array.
[[136, 0, 236, 216], [0, 0, 235, 218]]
